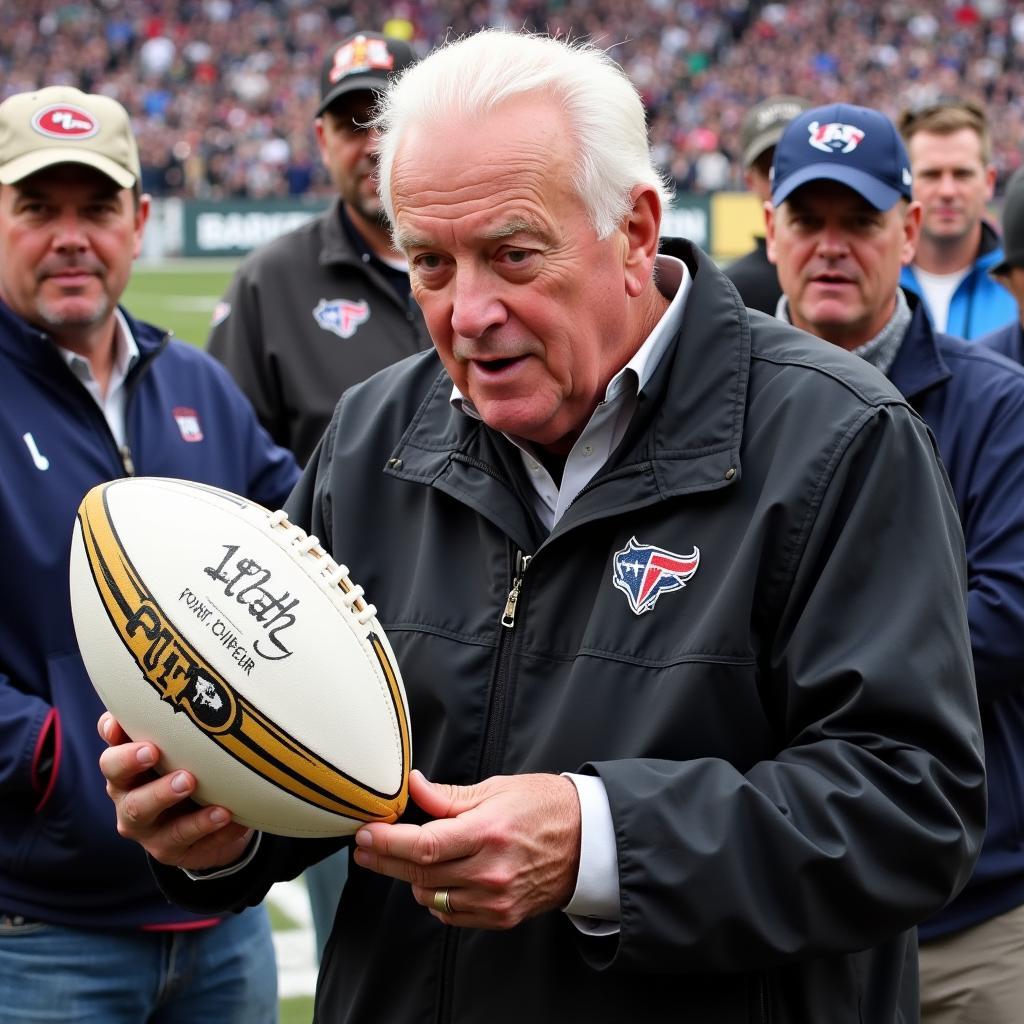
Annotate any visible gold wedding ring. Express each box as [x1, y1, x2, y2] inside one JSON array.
[[432, 887, 453, 915]]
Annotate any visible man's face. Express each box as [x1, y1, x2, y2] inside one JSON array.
[[907, 128, 995, 248], [0, 164, 147, 350], [390, 96, 648, 454], [766, 179, 920, 350], [316, 91, 387, 229]]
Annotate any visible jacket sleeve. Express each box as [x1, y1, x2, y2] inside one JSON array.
[[206, 263, 290, 452], [959, 376, 1024, 702], [585, 403, 986, 974], [202, 348, 301, 510]]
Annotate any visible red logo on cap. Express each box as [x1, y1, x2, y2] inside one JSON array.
[[328, 35, 395, 84], [31, 104, 99, 140]]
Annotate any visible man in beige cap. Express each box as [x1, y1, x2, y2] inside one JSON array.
[[0, 86, 299, 1021]]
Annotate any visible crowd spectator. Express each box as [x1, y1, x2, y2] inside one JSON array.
[[4, 0, 1024, 200]]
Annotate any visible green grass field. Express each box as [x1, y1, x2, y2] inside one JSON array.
[[124, 260, 239, 349]]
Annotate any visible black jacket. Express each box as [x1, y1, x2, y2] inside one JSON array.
[[207, 198, 431, 465], [156, 245, 984, 1023], [723, 237, 782, 314]]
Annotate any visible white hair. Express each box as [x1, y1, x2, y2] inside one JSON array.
[[373, 30, 673, 239]]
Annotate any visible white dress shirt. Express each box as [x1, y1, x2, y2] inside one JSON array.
[[57, 309, 140, 447]]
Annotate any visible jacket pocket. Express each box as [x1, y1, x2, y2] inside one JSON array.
[[14, 651, 135, 883]]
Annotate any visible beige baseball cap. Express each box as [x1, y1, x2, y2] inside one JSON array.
[[0, 86, 140, 189]]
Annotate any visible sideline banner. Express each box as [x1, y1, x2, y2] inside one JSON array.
[[183, 199, 330, 258], [180, 194, 724, 259]]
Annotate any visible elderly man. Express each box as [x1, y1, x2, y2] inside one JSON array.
[[99, 33, 984, 1024], [766, 101, 1024, 1024]]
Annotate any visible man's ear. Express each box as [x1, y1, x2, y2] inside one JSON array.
[[901, 201, 923, 268], [622, 185, 662, 298], [765, 202, 778, 265]]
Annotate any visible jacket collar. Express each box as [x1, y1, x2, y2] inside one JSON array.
[[319, 197, 361, 268], [887, 290, 951, 401], [387, 242, 748, 538], [0, 295, 168, 373]]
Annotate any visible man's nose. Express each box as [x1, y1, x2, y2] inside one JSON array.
[[51, 211, 89, 252], [815, 223, 850, 258], [450, 267, 508, 340]]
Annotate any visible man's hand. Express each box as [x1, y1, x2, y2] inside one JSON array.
[[353, 769, 582, 929], [97, 712, 254, 871]]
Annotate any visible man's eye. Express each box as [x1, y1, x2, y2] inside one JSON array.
[[500, 248, 536, 266]]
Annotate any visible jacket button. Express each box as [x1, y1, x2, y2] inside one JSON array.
[[387, 458, 403, 469], [724, 467, 736, 480]]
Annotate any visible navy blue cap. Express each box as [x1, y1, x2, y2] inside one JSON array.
[[771, 103, 913, 211]]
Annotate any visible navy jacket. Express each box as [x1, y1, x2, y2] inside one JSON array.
[[892, 298, 1024, 940], [979, 318, 1024, 366], [0, 299, 299, 928]]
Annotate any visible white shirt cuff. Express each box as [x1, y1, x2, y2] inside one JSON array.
[[562, 772, 620, 934], [182, 831, 262, 881]]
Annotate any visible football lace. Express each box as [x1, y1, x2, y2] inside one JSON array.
[[268, 509, 378, 626]]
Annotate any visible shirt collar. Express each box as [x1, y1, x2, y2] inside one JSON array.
[[57, 308, 140, 384]]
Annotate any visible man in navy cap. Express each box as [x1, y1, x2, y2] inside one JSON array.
[[767, 102, 1024, 1024]]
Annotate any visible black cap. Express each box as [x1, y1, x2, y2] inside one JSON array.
[[316, 32, 417, 117], [993, 167, 1024, 275]]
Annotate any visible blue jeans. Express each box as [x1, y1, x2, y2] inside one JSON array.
[[0, 905, 277, 1023], [304, 849, 348, 963]]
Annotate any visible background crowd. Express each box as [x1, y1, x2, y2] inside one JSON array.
[[4, 0, 1024, 202]]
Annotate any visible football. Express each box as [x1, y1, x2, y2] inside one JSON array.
[[69, 477, 411, 838]]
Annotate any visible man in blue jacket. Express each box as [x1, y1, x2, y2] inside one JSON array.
[[767, 101, 1024, 1023], [897, 100, 1016, 339], [0, 86, 300, 1021]]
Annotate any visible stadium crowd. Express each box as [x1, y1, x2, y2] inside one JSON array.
[[2, 0, 1023, 199]]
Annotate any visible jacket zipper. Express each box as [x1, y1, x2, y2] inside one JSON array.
[[501, 550, 531, 627], [480, 548, 531, 779], [438, 548, 531, 1024], [115, 332, 166, 477]]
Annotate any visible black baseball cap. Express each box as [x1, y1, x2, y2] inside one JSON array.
[[993, 166, 1024, 275], [316, 32, 417, 117], [771, 102, 914, 211]]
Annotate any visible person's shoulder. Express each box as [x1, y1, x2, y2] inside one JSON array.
[[933, 331, 1024, 407], [232, 207, 330, 276], [746, 310, 908, 411], [331, 348, 445, 421], [936, 330, 1024, 378], [153, 333, 238, 378]]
